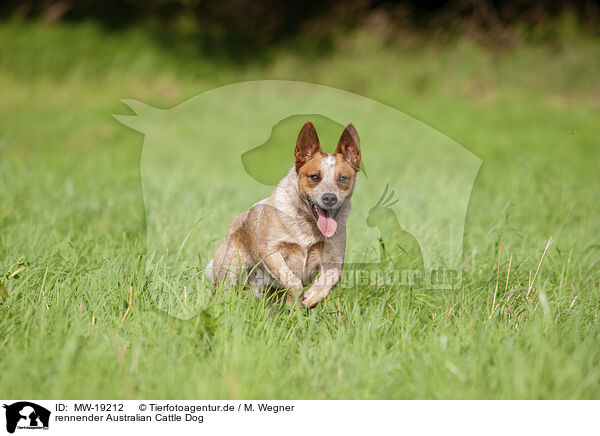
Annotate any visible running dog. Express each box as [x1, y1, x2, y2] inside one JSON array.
[[206, 121, 361, 307]]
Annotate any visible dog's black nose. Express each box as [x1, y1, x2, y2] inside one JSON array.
[[322, 193, 338, 207]]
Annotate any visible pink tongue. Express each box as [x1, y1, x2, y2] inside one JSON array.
[[317, 209, 337, 238]]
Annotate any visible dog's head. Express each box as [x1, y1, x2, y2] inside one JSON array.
[[294, 121, 361, 238]]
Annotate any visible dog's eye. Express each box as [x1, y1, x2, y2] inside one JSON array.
[[337, 175, 350, 184], [309, 174, 321, 183]]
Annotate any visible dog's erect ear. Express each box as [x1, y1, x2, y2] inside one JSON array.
[[295, 121, 321, 172], [336, 123, 361, 171]]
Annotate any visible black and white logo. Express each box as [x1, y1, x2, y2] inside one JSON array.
[[3, 402, 50, 433]]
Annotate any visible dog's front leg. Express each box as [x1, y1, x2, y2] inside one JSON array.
[[261, 251, 305, 304], [302, 266, 341, 308]]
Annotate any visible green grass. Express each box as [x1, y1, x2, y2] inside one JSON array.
[[1, 20, 600, 399]]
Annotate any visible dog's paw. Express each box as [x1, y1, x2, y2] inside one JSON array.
[[302, 288, 325, 308]]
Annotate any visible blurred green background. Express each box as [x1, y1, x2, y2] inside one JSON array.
[[0, 1, 599, 398]]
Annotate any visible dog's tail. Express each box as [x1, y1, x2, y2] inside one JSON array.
[[205, 258, 215, 282]]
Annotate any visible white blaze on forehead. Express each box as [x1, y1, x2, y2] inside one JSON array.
[[318, 154, 338, 193], [322, 154, 336, 171]]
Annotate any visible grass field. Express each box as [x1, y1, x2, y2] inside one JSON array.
[[1, 20, 599, 399]]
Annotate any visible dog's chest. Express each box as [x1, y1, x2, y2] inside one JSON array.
[[279, 240, 325, 283]]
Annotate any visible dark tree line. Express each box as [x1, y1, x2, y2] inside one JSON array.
[[2, 0, 598, 43]]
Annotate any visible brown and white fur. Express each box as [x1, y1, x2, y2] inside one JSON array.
[[206, 121, 361, 308]]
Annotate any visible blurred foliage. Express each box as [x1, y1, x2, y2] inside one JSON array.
[[1, 0, 599, 50]]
